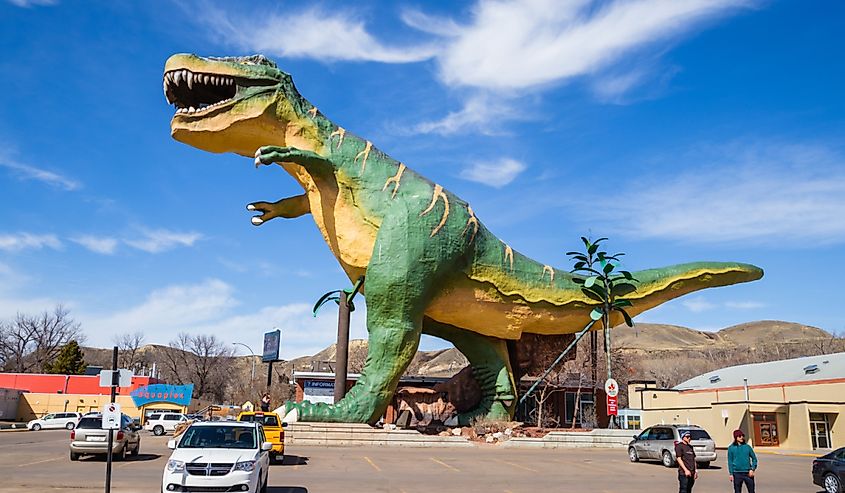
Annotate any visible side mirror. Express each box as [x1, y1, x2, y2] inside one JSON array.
[[281, 423, 288, 428], [633, 435, 639, 440], [167, 439, 177, 450], [261, 441, 273, 451]]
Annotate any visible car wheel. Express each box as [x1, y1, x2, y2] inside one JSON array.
[[824, 473, 842, 493], [260, 470, 268, 493], [153, 425, 164, 436], [66, 422, 75, 430], [662, 450, 675, 467], [70, 451, 80, 461], [115, 446, 127, 461], [628, 447, 639, 462], [32, 423, 41, 431], [130, 442, 140, 456]]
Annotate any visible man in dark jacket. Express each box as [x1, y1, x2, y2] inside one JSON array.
[[728, 429, 758, 493], [676, 430, 698, 493]]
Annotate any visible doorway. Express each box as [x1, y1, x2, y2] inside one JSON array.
[[810, 413, 831, 449], [752, 413, 779, 446]]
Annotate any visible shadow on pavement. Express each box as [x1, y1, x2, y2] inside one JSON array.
[[127, 453, 161, 461], [277, 455, 308, 466], [79, 453, 161, 462], [267, 488, 308, 493]]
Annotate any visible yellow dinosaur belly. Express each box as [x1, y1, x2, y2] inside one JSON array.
[[284, 163, 376, 281]]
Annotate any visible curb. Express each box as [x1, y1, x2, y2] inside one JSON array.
[[755, 449, 819, 458], [0, 427, 29, 432]]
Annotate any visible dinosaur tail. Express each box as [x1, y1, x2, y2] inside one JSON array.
[[620, 261, 763, 320]]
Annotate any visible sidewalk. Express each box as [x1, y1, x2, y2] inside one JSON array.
[[0, 421, 28, 431], [754, 447, 827, 458]]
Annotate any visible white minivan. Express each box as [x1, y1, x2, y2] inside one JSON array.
[[145, 412, 188, 436], [27, 412, 82, 431]]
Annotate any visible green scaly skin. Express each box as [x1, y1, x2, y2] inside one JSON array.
[[164, 54, 764, 425]]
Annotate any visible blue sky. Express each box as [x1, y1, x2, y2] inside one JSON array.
[[1, 0, 843, 359]]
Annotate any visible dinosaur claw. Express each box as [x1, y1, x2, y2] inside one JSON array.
[[254, 157, 262, 167], [254, 148, 262, 158], [246, 204, 256, 211], [251, 216, 264, 226]]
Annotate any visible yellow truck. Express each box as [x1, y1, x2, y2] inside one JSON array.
[[236, 411, 286, 463]]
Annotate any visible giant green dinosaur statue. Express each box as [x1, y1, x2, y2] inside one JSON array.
[[163, 53, 763, 425]]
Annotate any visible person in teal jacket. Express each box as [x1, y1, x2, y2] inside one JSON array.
[[728, 429, 758, 493]]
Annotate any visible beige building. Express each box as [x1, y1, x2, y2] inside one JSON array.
[[630, 352, 845, 450]]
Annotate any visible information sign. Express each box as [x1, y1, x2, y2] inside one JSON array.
[[102, 402, 121, 430]]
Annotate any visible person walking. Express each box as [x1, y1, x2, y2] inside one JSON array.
[[260, 393, 271, 412], [676, 430, 698, 493], [728, 429, 758, 493]]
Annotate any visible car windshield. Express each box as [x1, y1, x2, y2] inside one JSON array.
[[178, 426, 257, 449], [76, 417, 102, 429], [680, 429, 711, 440], [239, 414, 279, 427]]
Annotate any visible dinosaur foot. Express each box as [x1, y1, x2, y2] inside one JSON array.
[[281, 399, 371, 424], [246, 194, 309, 225]]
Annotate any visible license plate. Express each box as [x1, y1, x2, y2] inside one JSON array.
[[86, 436, 106, 442]]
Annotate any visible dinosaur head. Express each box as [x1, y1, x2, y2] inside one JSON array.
[[164, 54, 319, 157]]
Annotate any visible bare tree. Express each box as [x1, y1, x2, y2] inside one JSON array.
[[114, 331, 145, 371], [160, 332, 235, 402], [0, 305, 84, 373]]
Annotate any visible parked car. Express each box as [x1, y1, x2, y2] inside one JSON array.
[[161, 421, 271, 493], [27, 412, 82, 431], [813, 447, 845, 493], [237, 411, 287, 463], [145, 412, 188, 436], [628, 424, 717, 467], [69, 414, 141, 461]]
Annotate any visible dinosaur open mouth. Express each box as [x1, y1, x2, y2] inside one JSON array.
[[163, 69, 275, 115]]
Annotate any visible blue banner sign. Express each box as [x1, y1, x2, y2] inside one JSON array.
[[130, 384, 193, 407], [262, 329, 281, 362]]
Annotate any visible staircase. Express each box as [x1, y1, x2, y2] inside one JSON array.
[[285, 422, 472, 448]]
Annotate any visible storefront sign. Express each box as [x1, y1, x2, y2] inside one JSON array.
[[130, 383, 193, 407], [303, 380, 334, 404]]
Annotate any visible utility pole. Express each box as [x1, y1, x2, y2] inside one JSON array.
[[105, 346, 117, 493]]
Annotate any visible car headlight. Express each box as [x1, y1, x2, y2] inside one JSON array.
[[233, 460, 256, 472], [166, 460, 185, 473]]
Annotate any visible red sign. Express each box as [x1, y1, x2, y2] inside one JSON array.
[[606, 395, 618, 416]]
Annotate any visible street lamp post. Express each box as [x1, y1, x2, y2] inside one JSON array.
[[233, 342, 257, 381]]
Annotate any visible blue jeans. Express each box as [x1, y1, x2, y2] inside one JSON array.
[[678, 472, 695, 493], [733, 472, 755, 493]]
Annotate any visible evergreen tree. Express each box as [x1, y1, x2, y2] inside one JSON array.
[[44, 340, 87, 375]]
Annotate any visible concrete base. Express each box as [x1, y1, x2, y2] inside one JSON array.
[[502, 429, 634, 449], [285, 422, 473, 448]]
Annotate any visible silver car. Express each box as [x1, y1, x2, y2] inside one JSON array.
[[628, 424, 717, 467], [69, 415, 141, 461]]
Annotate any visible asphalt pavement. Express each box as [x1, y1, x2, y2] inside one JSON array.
[[0, 429, 824, 492]]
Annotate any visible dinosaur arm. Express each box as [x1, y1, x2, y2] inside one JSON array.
[[247, 194, 310, 225]]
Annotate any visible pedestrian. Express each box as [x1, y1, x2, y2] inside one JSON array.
[[260, 392, 271, 412], [676, 430, 698, 493], [728, 429, 758, 493]]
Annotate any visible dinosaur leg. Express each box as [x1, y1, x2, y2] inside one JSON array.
[[247, 194, 310, 225], [422, 318, 517, 425], [283, 207, 450, 424]]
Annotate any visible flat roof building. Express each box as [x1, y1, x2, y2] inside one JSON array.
[[633, 352, 845, 450]]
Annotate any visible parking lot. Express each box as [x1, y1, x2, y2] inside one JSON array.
[[0, 429, 824, 492]]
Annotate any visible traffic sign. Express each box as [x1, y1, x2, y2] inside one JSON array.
[[606, 395, 618, 416], [99, 369, 132, 388], [604, 378, 619, 397], [102, 402, 121, 430]]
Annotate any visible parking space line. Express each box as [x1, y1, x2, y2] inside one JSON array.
[[363, 456, 381, 472], [16, 456, 63, 468], [493, 458, 537, 473], [429, 457, 460, 472]]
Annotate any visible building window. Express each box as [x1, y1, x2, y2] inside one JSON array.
[[752, 413, 779, 446]]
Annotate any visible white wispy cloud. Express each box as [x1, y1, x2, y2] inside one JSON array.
[[71, 235, 118, 255], [0, 233, 61, 252], [587, 142, 845, 245], [124, 228, 203, 253], [0, 155, 81, 191], [682, 296, 766, 313], [198, 4, 436, 63], [725, 301, 766, 310], [6, 0, 57, 7], [681, 297, 716, 313], [460, 158, 527, 188], [80, 279, 365, 358]]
